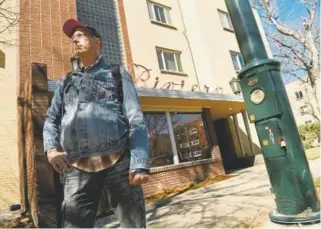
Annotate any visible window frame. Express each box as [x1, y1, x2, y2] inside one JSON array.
[[144, 111, 212, 168], [218, 9, 234, 32], [143, 112, 176, 167], [156, 47, 184, 73], [190, 139, 200, 146], [147, 1, 172, 26], [189, 128, 198, 135], [230, 51, 244, 72], [0, 49, 5, 69], [295, 91, 304, 100], [300, 105, 308, 116]]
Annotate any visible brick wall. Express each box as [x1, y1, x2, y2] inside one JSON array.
[[22, 63, 57, 227], [19, 0, 77, 95], [19, 0, 77, 226], [143, 156, 225, 197], [32, 63, 57, 227], [0, 0, 20, 211], [23, 69, 37, 224], [117, 0, 135, 78]]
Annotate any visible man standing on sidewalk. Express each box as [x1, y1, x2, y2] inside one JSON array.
[[43, 18, 150, 228]]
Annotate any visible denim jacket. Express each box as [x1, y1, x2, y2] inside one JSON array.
[[43, 56, 150, 170]]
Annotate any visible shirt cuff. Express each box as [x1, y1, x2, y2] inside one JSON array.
[[44, 140, 59, 154], [129, 157, 150, 171]]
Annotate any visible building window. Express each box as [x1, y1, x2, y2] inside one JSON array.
[[305, 120, 312, 124], [218, 10, 233, 31], [144, 111, 212, 167], [144, 112, 174, 167], [230, 51, 244, 71], [189, 128, 198, 135], [156, 48, 183, 72], [171, 113, 211, 163], [0, 50, 5, 68], [300, 105, 308, 115], [147, 1, 172, 25], [295, 91, 304, 100]]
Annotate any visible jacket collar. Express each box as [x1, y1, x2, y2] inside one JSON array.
[[81, 54, 105, 73]]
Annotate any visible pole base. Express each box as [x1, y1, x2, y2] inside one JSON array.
[[269, 209, 320, 224]]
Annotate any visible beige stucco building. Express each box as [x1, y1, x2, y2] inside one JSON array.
[[124, 0, 242, 94], [122, 0, 263, 158], [285, 78, 320, 126], [0, 0, 20, 211]]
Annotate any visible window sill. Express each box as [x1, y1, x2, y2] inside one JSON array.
[[150, 158, 215, 173], [223, 27, 234, 33], [160, 70, 188, 76], [151, 20, 177, 30]]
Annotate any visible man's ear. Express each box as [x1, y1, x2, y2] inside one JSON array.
[[95, 38, 102, 51]]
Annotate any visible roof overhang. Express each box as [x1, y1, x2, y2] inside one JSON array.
[[136, 87, 245, 120], [47, 81, 245, 120]]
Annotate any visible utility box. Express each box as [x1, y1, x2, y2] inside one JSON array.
[[256, 119, 286, 159]]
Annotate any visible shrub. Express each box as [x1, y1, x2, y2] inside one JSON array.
[[298, 122, 320, 146], [303, 141, 311, 150]]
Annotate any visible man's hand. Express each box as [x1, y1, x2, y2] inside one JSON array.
[[129, 170, 149, 185], [47, 149, 71, 173]]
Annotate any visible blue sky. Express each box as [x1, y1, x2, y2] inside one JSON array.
[[257, 0, 320, 84]]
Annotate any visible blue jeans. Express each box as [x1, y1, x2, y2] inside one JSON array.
[[61, 151, 146, 228]]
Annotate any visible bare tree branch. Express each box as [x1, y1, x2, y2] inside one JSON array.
[[253, 0, 320, 121], [305, 0, 318, 29], [0, 0, 20, 46], [269, 35, 310, 69], [0, 0, 6, 6], [259, 0, 306, 44]]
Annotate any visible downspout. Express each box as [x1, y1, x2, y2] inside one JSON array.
[[17, 97, 29, 213], [177, 0, 201, 90]]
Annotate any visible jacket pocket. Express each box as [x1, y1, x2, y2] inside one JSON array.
[[93, 77, 117, 101], [93, 101, 120, 149], [60, 109, 78, 153]]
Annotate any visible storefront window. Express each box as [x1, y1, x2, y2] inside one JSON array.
[[171, 113, 211, 162], [144, 112, 174, 167]]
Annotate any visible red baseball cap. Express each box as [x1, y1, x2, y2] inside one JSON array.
[[63, 18, 102, 39]]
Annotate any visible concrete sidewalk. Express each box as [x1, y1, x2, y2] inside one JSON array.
[[94, 156, 320, 228]]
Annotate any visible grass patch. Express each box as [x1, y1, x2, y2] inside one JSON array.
[[145, 174, 236, 204], [305, 147, 320, 161], [305, 147, 320, 160]]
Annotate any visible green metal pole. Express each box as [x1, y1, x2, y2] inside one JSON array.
[[225, 0, 320, 224]]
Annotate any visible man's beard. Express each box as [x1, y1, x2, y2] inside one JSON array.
[[75, 47, 88, 56]]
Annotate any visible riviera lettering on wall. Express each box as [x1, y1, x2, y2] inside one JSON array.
[[128, 63, 223, 94]]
